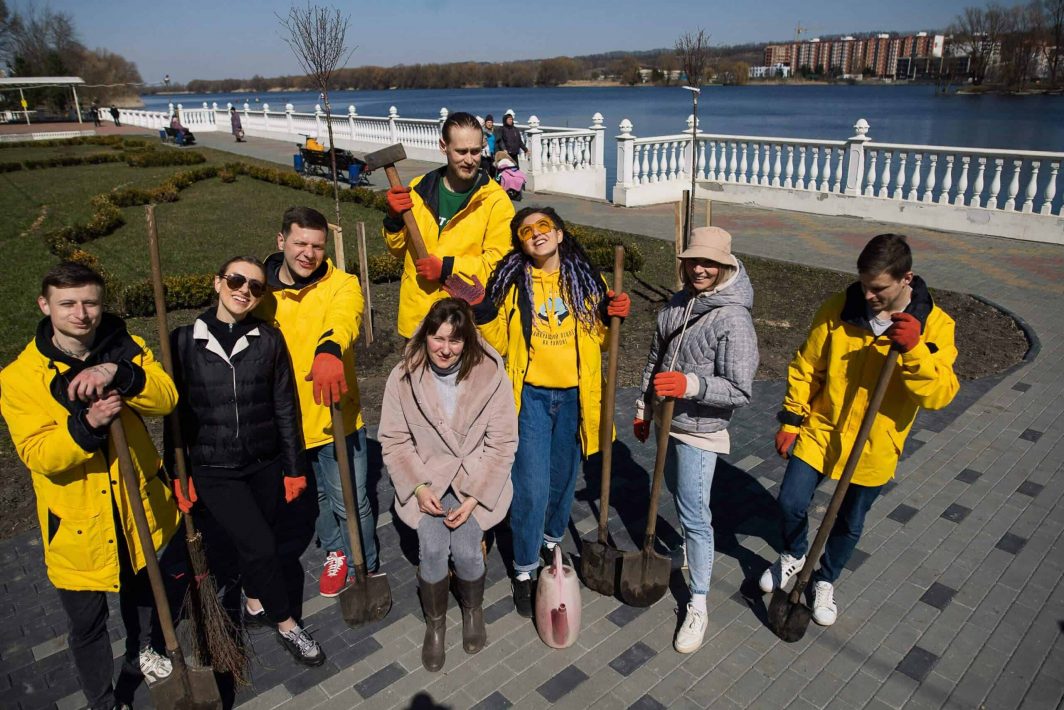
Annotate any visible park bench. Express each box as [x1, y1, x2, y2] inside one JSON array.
[[159, 126, 196, 146]]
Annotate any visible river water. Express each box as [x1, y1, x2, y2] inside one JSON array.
[[144, 85, 1064, 188]]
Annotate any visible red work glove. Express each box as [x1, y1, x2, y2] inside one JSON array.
[[386, 185, 413, 218], [305, 352, 348, 406], [416, 255, 444, 282], [886, 312, 921, 353], [653, 371, 688, 399], [606, 290, 630, 318], [172, 478, 197, 514], [775, 430, 797, 459], [284, 476, 307, 503], [633, 418, 651, 443], [443, 274, 485, 306]]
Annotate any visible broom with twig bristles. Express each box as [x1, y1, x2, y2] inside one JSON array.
[[144, 204, 250, 684]]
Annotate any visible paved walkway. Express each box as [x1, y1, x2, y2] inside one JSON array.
[[2, 128, 1063, 710]]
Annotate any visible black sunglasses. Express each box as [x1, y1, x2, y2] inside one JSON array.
[[221, 273, 265, 298]]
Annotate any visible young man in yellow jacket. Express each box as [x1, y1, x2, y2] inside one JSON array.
[[257, 206, 377, 598], [0, 262, 183, 710], [382, 111, 515, 338], [761, 233, 959, 626]]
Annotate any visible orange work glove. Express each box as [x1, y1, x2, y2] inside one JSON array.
[[415, 255, 444, 282], [284, 476, 307, 503], [606, 290, 631, 318], [653, 371, 688, 398], [775, 430, 797, 459], [633, 418, 651, 443], [886, 312, 921, 353], [305, 352, 348, 406], [172, 477, 197, 514], [443, 274, 485, 306], [386, 185, 413, 218]]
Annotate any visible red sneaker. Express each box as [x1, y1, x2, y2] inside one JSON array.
[[319, 550, 348, 598]]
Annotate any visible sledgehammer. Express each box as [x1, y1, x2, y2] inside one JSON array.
[[364, 143, 429, 260]]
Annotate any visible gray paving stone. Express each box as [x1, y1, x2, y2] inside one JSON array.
[[626, 695, 666, 710], [1011, 382, 1031, 392], [607, 641, 656, 677], [918, 582, 957, 611], [996, 532, 1028, 555], [354, 661, 407, 699], [1016, 480, 1045, 498], [940, 504, 972, 523], [470, 690, 514, 710], [887, 503, 919, 525], [536, 664, 589, 703], [954, 468, 982, 484], [896, 645, 939, 683], [605, 604, 646, 628], [1019, 428, 1043, 442]]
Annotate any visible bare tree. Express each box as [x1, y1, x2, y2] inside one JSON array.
[[675, 28, 712, 86], [278, 4, 355, 231], [1043, 0, 1064, 87]]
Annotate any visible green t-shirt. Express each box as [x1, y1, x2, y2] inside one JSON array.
[[437, 181, 475, 229]]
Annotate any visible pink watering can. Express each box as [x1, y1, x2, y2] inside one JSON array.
[[535, 546, 582, 648]]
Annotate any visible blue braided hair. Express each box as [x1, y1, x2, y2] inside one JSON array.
[[486, 206, 606, 330]]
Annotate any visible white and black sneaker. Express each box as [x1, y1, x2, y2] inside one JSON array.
[[138, 646, 173, 685], [278, 624, 325, 667], [758, 553, 807, 593], [812, 581, 838, 626]]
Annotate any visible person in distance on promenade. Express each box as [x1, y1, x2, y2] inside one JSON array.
[[452, 205, 631, 617], [256, 206, 378, 598], [168, 255, 323, 666], [481, 114, 498, 177], [379, 298, 517, 672], [382, 111, 515, 338], [230, 106, 245, 142], [495, 110, 530, 169], [633, 226, 759, 654], [0, 262, 184, 710], [761, 233, 959, 625]]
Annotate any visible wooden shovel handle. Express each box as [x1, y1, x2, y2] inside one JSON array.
[[331, 405, 367, 580], [110, 417, 181, 656], [144, 205, 197, 539], [789, 347, 900, 602], [642, 398, 676, 551], [595, 246, 625, 543], [382, 165, 429, 261]]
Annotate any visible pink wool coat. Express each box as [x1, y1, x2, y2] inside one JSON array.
[[379, 345, 517, 530]]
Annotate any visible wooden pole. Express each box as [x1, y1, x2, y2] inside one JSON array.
[[329, 222, 346, 272], [674, 191, 690, 290], [705, 195, 713, 227], [355, 221, 374, 346]]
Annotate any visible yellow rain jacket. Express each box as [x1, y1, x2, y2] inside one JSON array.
[[475, 278, 610, 457], [258, 254, 364, 447], [779, 277, 959, 487], [382, 167, 514, 338], [0, 316, 180, 592]]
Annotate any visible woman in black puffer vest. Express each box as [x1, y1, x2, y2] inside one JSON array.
[[169, 255, 325, 667]]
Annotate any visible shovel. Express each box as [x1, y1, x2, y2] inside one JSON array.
[[619, 398, 676, 607], [769, 346, 900, 642], [110, 417, 222, 709], [581, 245, 626, 596], [330, 406, 392, 626]]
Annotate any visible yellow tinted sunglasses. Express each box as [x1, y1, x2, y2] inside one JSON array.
[[517, 218, 557, 242]]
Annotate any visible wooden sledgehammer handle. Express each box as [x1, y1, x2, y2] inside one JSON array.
[[383, 165, 429, 262]]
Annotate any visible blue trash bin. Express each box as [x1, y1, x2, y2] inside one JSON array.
[[293, 154, 304, 173], [347, 163, 362, 185]]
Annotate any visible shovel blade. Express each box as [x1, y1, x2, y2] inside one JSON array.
[[148, 661, 222, 709], [339, 572, 393, 627], [580, 539, 621, 596], [618, 550, 671, 607], [768, 588, 811, 642]]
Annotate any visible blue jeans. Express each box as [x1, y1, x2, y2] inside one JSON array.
[[664, 437, 718, 596], [777, 456, 882, 584], [510, 385, 581, 576], [309, 427, 378, 572]]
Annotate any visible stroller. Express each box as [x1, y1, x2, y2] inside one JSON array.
[[494, 151, 526, 201]]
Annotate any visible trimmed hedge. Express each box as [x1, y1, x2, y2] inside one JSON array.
[[569, 224, 645, 274], [123, 275, 216, 317]]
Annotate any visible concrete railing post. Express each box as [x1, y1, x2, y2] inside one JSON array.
[[262, 103, 270, 131], [388, 106, 399, 144], [285, 103, 294, 135], [591, 112, 605, 167], [348, 105, 357, 140], [526, 116, 544, 176], [314, 104, 323, 139], [845, 118, 871, 196]]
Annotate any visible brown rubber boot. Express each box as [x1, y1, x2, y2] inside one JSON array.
[[418, 573, 449, 672], [456, 573, 487, 654]]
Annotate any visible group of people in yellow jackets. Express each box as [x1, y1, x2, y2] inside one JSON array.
[[0, 109, 959, 706]]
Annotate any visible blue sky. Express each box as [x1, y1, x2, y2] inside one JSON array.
[[32, 0, 1026, 83]]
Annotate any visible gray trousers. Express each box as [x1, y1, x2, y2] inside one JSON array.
[[417, 490, 485, 583]]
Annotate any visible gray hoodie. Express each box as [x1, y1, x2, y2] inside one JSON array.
[[636, 260, 759, 433]]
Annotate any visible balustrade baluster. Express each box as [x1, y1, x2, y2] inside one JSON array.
[[809, 147, 820, 191], [1040, 162, 1059, 215], [761, 144, 771, 185], [1022, 161, 1040, 213], [723, 143, 734, 182], [771, 145, 782, 187], [988, 158, 1004, 209], [750, 144, 761, 185], [894, 153, 908, 200], [879, 152, 892, 198], [707, 142, 718, 182], [697, 141, 707, 180], [1004, 159, 1022, 211], [970, 157, 987, 207], [923, 155, 937, 202], [833, 148, 844, 192], [668, 142, 678, 180], [864, 151, 877, 196], [677, 141, 687, 180], [582, 137, 591, 169], [639, 144, 649, 185], [739, 143, 749, 184], [938, 156, 953, 204], [955, 157, 970, 205], [651, 143, 662, 183], [796, 146, 807, 189], [908, 154, 923, 201], [783, 146, 794, 188]]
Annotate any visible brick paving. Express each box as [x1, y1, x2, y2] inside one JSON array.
[[1, 128, 1062, 709]]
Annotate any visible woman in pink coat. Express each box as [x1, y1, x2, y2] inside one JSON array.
[[379, 298, 518, 672]]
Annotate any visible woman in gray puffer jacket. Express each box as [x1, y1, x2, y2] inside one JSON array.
[[633, 226, 759, 654]]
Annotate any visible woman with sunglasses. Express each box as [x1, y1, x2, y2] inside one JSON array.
[[168, 256, 325, 667], [457, 206, 631, 616]]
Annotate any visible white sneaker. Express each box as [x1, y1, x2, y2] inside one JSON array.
[[812, 581, 837, 626], [673, 604, 708, 653], [138, 646, 172, 684], [758, 553, 806, 593]]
